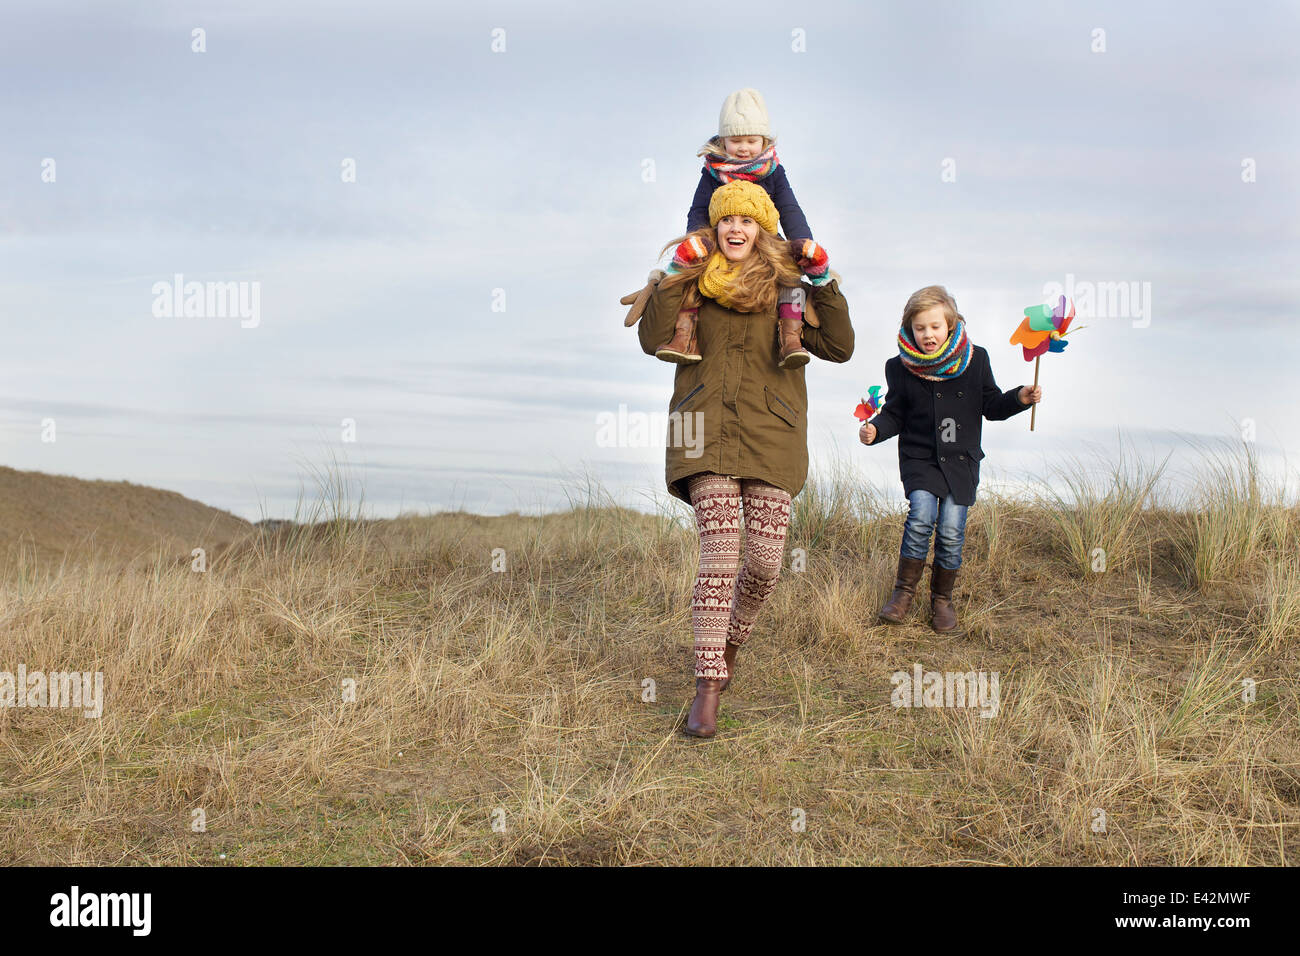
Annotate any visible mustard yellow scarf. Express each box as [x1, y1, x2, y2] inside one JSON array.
[[697, 251, 750, 312]]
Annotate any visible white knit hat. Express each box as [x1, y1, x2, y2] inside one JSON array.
[[718, 88, 771, 138]]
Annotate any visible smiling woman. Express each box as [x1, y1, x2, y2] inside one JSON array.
[[636, 179, 855, 738]]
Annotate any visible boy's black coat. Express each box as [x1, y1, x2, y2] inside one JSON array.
[[867, 345, 1029, 506]]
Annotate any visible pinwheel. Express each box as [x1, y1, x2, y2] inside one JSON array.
[[1009, 295, 1078, 431], [853, 386, 884, 423]]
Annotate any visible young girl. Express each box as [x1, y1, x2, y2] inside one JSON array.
[[859, 286, 1042, 633], [652, 87, 831, 369]]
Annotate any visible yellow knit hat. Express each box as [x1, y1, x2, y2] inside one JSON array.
[[707, 180, 779, 235]]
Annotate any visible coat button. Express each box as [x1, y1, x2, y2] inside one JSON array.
[[959, 455, 965, 460], [940, 456, 946, 462], [936, 392, 942, 399], [957, 391, 963, 397]]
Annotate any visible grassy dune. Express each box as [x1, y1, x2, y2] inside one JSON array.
[[1, 446, 1297, 865], [0, 464, 250, 568]]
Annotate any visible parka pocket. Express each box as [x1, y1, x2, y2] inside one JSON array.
[[671, 383, 705, 415], [764, 385, 799, 427]]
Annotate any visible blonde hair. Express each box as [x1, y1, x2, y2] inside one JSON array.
[[903, 285, 963, 334], [659, 226, 801, 314], [696, 134, 776, 159]]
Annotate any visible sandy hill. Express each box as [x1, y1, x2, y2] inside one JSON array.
[[0, 465, 252, 566]]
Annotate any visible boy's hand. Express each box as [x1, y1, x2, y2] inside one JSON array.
[[859, 422, 876, 445], [1019, 385, 1043, 405]]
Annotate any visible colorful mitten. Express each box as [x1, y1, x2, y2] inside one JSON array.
[[790, 239, 831, 285], [665, 235, 714, 275]]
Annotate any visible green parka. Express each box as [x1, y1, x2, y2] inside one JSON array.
[[638, 277, 855, 503]]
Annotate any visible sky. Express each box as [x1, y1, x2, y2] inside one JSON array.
[[1, 0, 1297, 520]]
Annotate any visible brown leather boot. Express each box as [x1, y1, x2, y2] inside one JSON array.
[[655, 309, 701, 363], [719, 642, 739, 693], [878, 555, 927, 623], [777, 315, 810, 368], [929, 564, 960, 633], [684, 678, 723, 737]]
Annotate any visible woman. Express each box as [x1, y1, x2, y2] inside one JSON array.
[[636, 179, 855, 737]]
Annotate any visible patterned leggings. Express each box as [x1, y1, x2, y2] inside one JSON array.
[[687, 473, 792, 680]]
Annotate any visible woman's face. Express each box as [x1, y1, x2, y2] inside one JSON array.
[[911, 306, 952, 354], [716, 215, 760, 262]]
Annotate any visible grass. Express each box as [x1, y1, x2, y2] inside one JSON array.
[[0, 444, 1297, 865]]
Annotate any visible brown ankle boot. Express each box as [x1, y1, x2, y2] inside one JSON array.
[[929, 564, 960, 633], [684, 678, 723, 737], [719, 642, 739, 693], [878, 555, 927, 623], [777, 315, 810, 368], [655, 309, 702, 363]]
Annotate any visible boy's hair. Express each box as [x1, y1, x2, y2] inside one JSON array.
[[659, 225, 801, 314], [697, 134, 776, 159], [903, 285, 963, 333]]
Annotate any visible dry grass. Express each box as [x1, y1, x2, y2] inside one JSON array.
[[0, 446, 1297, 865]]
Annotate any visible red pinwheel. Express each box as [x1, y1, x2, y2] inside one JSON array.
[[854, 386, 884, 423]]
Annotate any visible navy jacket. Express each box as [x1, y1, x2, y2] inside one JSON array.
[[866, 346, 1029, 506], [686, 164, 812, 240]]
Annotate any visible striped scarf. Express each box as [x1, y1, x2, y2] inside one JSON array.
[[898, 318, 973, 381], [704, 143, 779, 184]]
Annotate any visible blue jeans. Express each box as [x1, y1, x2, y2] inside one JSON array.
[[900, 490, 969, 570]]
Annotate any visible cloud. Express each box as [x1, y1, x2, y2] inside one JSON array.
[[1, 0, 1296, 517]]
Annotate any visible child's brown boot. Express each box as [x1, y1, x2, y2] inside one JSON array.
[[655, 308, 701, 363], [778, 316, 810, 368], [777, 289, 810, 368], [929, 564, 960, 633], [879, 555, 927, 623]]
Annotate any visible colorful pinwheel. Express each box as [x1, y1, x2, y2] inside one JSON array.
[[853, 386, 884, 423], [1010, 295, 1075, 361], [1009, 295, 1079, 431]]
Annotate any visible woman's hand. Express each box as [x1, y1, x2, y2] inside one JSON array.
[[1018, 385, 1043, 405], [859, 422, 876, 445]]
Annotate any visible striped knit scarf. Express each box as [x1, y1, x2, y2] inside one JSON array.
[[898, 318, 973, 381], [704, 143, 779, 184]]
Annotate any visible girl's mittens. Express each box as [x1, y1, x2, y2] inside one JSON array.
[[790, 239, 831, 285], [665, 235, 715, 274]]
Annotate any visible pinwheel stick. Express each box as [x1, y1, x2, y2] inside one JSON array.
[[1030, 355, 1040, 431]]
